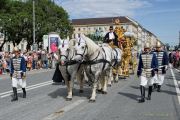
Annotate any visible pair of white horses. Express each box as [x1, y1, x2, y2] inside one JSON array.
[[58, 34, 122, 102]]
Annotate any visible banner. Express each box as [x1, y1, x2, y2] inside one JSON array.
[[49, 37, 59, 53]]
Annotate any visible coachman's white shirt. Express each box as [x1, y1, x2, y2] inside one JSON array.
[[109, 32, 115, 39]]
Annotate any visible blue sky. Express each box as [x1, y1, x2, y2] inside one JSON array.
[[57, 0, 180, 46]]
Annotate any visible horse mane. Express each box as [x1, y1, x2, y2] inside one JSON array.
[[69, 39, 76, 49], [81, 34, 100, 55]]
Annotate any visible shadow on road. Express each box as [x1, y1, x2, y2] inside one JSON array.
[[161, 89, 177, 96], [48, 87, 92, 100], [118, 92, 139, 101], [130, 86, 139, 89], [48, 88, 67, 99]]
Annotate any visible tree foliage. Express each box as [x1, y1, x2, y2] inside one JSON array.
[[87, 34, 104, 42], [0, 0, 73, 51]]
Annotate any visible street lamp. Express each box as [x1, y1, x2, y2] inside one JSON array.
[[33, 0, 36, 50]]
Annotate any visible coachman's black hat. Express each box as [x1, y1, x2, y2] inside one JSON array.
[[109, 26, 113, 30]]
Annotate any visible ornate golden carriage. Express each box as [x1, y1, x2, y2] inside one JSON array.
[[113, 19, 137, 78]]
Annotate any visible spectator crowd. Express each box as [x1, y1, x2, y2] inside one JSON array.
[[169, 49, 180, 68], [0, 49, 57, 75]]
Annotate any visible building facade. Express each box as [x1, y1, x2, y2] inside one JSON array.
[[0, 34, 27, 52], [72, 16, 161, 52]]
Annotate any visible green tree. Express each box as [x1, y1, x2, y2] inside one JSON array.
[[0, 0, 73, 51]]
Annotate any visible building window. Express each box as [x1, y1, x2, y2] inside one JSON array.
[[83, 28, 86, 31], [78, 28, 81, 31]]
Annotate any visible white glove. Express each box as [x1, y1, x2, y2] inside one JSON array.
[[165, 65, 168, 70], [54, 53, 58, 60]]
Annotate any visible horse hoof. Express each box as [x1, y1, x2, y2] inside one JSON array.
[[108, 84, 112, 87], [89, 99, 96, 103], [102, 91, 107, 94], [97, 89, 103, 93], [79, 90, 84, 93], [66, 98, 72, 101]]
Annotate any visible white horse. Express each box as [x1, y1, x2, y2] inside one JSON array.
[[97, 43, 123, 87], [59, 39, 84, 101], [110, 47, 123, 84], [72, 35, 113, 102]]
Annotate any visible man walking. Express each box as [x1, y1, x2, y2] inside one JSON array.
[[153, 41, 168, 92], [137, 43, 158, 103], [10, 47, 27, 102]]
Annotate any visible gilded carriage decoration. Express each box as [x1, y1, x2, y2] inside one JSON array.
[[113, 21, 137, 78]]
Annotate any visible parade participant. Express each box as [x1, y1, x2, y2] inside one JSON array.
[[153, 41, 168, 92], [52, 49, 64, 84], [103, 26, 118, 47], [10, 47, 26, 102], [137, 43, 158, 103]]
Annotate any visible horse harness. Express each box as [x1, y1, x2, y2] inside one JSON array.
[[59, 46, 79, 81]]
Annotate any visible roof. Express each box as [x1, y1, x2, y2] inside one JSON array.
[[72, 16, 132, 25]]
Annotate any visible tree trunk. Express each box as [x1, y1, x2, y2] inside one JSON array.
[[0, 41, 6, 51]]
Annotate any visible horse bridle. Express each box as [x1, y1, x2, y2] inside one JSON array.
[[60, 40, 70, 62], [75, 38, 88, 58]]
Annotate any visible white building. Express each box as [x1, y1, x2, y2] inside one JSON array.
[[0, 34, 27, 52], [72, 16, 160, 52]]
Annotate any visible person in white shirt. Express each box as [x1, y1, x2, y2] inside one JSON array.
[[103, 26, 118, 47]]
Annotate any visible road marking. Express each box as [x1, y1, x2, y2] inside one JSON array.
[[43, 100, 85, 120], [178, 81, 180, 84], [0, 69, 54, 80], [0, 81, 53, 98], [170, 68, 180, 104], [175, 68, 180, 72], [0, 81, 52, 96]]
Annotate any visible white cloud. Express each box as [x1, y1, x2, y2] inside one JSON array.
[[57, 0, 151, 19], [154, 0, 169, 2], [138, 8, 180, 16]]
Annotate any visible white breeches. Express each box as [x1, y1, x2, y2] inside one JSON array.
[[140, 76, 154, 86], [153, 74, 164, 85], [12, 78, 26, 88]]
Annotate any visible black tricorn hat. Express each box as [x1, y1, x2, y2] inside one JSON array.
[[109, 26, 113, 30]]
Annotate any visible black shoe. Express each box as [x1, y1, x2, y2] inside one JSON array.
[[157, 85, 161, 92], [11, 87, 18, 102], [138, 98, 145, 103], [22, 88, 26, 98], [147, 96, 151, 100], [139, 86, 145, 103], [147, 86, 152, 100]]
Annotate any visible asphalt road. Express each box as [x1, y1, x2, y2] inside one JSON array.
[[0, 67, 180, 120]]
